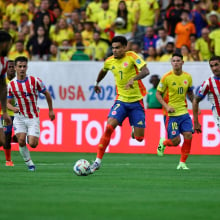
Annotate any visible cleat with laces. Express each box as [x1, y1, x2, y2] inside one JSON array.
[[5, 161, 14, 167], [177, 162, 189, 170], [88, 162, 100, 174], [157, 137, 166, 156]]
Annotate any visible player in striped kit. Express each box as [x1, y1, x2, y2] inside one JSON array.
[[0, 31, 13, 164], [7, 56, 55, 171], [193, 56, 220, 132]]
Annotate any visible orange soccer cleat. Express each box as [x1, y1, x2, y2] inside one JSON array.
[[5, 161, 14, 167]]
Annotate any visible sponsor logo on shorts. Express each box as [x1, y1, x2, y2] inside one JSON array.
[[137, 121, 143, 125], [172, 130, 176, 135]]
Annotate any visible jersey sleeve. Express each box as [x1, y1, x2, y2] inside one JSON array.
[[7, 82, 14, 99], [157, 75, 167, 93], [197, 79, 209, 99], [129, 51, 146, 70], [36, 77, 47, 93]]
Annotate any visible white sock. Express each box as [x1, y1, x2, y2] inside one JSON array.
[[19, 145, 34, 166], [95, 158, 102, 164]]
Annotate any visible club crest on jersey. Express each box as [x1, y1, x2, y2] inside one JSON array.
[[183, 80, 188, 85], [136, 59, 141, 64], [123, 62, 128, 67]]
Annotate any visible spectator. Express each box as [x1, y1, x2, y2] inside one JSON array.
[[145, 46, 160, 62], [93, 0, 116, 43], [130, 41, 144, 59], [82, 20, 94, 46], [19, 12, 32, 33], [136, 0, 159, 36], [156, 27, 174, 56], [209, 28, 220, 56], [49, 17, 74, 46], [190, 42, 202, 61], [89, 31, 109, 61], [146, 75, 162, 109], [159, 42, 175, 62], [8, 40, 30, 60], [58, 0, 80, 17], [26, 26, 51, 61], [180, 45, 194, 61], [59, 40, 74, 61], [5, 0, 26, 26], [206, 10, 220, 32], [143, 27, 158, 58], [32, 0, 56, 34], [113, 0, 136, 41], [175, 10, 196, 52], [164, 0, 184, 37], [191, 0, 208, 37], [195, 27, 213, 61], [70, 10, 82, 32], [71, 42, 90, 61], [86, 0, 101, 22], [48, 43, 59, 61]]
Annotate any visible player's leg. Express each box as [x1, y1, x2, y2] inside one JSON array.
[[89, 101, 126, 173], [14, 115, 35, 171], [157, 116, 181, 156], [177, 114, 193, 170], [129, 100, 145, 142]]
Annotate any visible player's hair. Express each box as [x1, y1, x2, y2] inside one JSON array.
[[15, 56, 28, 65], [0, 30, 12, 43], [150, 74, 160, 84], [172, 53, 183, 60], [111, 36, 127, 46], [209, 56, 220, 63]]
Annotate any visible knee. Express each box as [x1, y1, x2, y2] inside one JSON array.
[[172, 136, 181, 146]]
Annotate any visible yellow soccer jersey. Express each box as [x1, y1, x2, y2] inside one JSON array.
[[103, 51, 147, 102], [157, 70, 193, 116]]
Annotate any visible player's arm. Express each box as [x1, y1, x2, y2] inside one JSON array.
[[156, 90, 175, 113], [0, 77, 12, 125], [94, 69, 108, 94], [125, 65, 150, 89], [192, 95, 202, 133], [7, 98, 19, 113], [44, 90, 55, 121]]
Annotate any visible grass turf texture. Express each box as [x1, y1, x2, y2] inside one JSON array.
[[0, 152, 220, 220]]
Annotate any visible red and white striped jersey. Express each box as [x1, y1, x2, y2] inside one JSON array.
[[0, 57, 8, 78], [197, 76, 220, 116], [8, 75, 47, 118]]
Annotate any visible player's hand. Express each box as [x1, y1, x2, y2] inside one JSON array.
[[94, 85, 101, 93], [13, 108, 20, 113], [194, 121, 202, 133], [125, 79, 134, 89], [2, 112, 12, 125], [166, 106, 175, 113], [49, 110, 55, 121]]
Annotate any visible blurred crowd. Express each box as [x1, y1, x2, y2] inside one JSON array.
[[0, 0, 219, 62]]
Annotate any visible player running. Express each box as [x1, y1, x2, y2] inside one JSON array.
[[156, 53, 195, 170], [89, 35, 150, 174]]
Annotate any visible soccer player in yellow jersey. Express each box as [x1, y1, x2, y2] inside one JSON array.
[[89, 36, 150, 174], [156, 53, 195, 170], [1, 60, 16, 166]]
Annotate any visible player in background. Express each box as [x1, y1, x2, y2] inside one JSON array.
[[156, 53, 194, 170], [7, 56, 55, 171], [89, 36, 150, 174], [193, 56, 220, 133], [0, 31, 13, 163], [1, 60, 17, 166]]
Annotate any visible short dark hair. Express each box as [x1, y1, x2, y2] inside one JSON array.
[[172, 53, 183, 59], [15, 56, 28, 65], [0, 30, 12, 43], [111, 36, 127, 46], [209, 56, 220, 63]]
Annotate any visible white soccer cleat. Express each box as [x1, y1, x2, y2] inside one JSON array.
[[89, 162, 101, 174], [177, 162, 189, 170]]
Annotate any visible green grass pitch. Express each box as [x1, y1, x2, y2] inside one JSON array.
[[0, 152, 220, 220]]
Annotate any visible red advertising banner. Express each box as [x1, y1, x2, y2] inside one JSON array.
[[8, 109, 220, 155]]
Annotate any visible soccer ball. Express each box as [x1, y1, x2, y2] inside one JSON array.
[[115, 17, 126, 29], [73, 159, 90, 176]]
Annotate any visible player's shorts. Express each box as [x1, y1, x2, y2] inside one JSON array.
[[108, 100, 145, 128], [1, 116, 14, 133], [165, 113, 193, 139], [212, 106, 220, 130], [13, 113, 40, 137]]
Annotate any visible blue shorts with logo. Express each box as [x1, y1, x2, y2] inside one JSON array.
[[108, 100, 145, 128], [165, 113, 193, 139], [1, 116, 14, 134]]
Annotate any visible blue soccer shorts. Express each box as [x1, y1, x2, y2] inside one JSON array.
[[108, 100, 145, 128], [165, 113, 193, 139]]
